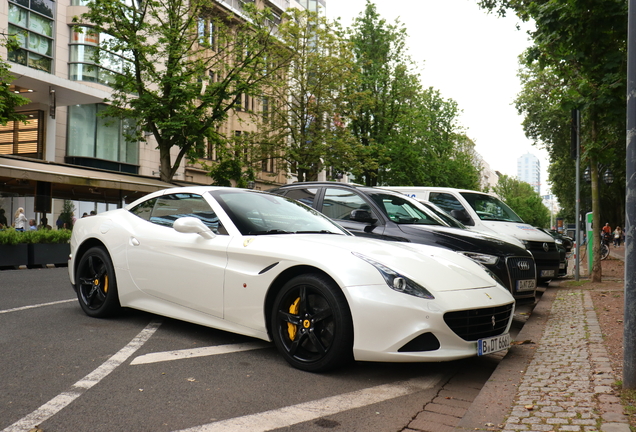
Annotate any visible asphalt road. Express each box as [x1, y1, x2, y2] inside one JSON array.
[[0, 267, 522, 432]]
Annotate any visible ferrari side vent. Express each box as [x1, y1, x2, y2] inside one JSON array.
[[443, 303, 513, 341], [259, 262, 279, 274]]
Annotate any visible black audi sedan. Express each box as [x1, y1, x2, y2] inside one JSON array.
[[268, 182, 538, 303]]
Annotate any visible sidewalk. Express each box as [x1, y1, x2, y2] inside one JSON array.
[[453, 252, 630, 432]]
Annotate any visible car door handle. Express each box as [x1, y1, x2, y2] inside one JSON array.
[[130, 237, 140, 246]]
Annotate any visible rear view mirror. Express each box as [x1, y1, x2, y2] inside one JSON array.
[[350, 209, 377, 224], [174, 217, 216, 239], [450, 209, 473, 225]]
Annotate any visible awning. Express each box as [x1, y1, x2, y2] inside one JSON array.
[[0, 156, 177, 204]]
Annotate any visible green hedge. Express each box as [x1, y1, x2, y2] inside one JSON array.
[[0, 228, 72, 245]]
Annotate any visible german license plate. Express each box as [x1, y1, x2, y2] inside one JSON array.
[[478, 333, 510, 356], [516, 279, 536, 292], [540, 269, 555, 277]]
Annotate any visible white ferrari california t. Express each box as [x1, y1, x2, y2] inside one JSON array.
[[68, 186, 515, 372]]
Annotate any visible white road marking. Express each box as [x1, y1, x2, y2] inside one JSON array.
[[0, 299, 76, 315], [130, 342, 272, 365], [175, 374, 444, 432], [2, 320, 162, 432]]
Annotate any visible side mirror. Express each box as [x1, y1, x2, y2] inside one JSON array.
[[173, 217, 216, 239], [450, 209, 473, 225], [350, 209, 377, 224]]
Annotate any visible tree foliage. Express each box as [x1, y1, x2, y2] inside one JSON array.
[[478, 0, 627, 281], [254, 8, 361, 183], [378, 87, 481, 189], [0, 34, 30, 125], [346, 1, 481, 189], [77, 0, 293, 183], [493, 174, 550, 227], [345, 1, 419, 186]]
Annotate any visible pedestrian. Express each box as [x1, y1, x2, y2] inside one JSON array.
[[28, 219, 37, 230], [14, 207, 28, 231], [56, 214, 64, 230], [613, 225, 623, 247], [38, 217, 52, 230], [82, 212, 88, 218], [0, 208, 7, 228]]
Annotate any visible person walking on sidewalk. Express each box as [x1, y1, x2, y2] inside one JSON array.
[[13, 207, 27, 231], [613, 225, 623, 247]]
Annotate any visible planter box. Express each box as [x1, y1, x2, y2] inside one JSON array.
[[0, 244, 29, 268], [28, 243, 70, 268]]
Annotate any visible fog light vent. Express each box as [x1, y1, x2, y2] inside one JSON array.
[[397, 332, 440, 352]]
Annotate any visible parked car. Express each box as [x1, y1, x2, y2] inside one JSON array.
[[536, 227, 574, 253], [382, 186, 561, 283], [68, 186, 515, 372], [268, 182, 538, 303]]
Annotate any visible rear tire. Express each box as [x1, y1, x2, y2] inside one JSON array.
[[271, 274, 353, 372], [75, 247, 121, 317]]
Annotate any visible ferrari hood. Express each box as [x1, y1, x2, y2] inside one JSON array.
[[240, 234, 499, 292]]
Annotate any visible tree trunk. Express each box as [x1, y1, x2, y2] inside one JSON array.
[[590, 158, 603, 282], [159, 145, 173, 183]]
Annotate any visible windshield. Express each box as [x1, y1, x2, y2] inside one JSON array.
[[370, 193, 445, 226], [460, 192, 524, 223], [211, 190, 349, 236]]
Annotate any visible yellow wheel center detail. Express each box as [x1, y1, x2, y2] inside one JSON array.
[[287, 297, 300, 341], [303, 320, 310, 329]]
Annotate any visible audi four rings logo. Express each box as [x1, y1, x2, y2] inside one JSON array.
[[518, 261, 530, 271], [543, 242, 549, 252]]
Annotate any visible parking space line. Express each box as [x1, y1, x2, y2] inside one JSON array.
[[130, 341, 272, 365], [175, 374, 444, 432], [0, 299, 76, 315], [2, 320, 162, 432]]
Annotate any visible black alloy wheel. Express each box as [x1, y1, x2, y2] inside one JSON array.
[[76, 247, 121, 317], [271, 274, 353, 372]]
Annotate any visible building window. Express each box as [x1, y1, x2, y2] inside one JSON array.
[[0, 111, 44, 158], [69, 27, 132, 87], [67, 104, 139, 167], [8, 0, 55, 73]]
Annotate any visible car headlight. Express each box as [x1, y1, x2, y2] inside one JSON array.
[[352, 252, 434, 299], [458, 252, 499, 266], [555, 238, 563, 245]]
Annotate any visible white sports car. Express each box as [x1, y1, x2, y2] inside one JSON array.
[[68, 186, 515, 372]]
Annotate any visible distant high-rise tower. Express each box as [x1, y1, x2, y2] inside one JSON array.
[[517, 152, 541, 194]]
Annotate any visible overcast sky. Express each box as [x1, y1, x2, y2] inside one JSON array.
[[325, 0, 551, 193]]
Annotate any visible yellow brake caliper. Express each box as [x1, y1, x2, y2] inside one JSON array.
[[287, 297, 300, 341]]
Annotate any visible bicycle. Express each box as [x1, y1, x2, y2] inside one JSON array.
[[601, 233, 610, 260]]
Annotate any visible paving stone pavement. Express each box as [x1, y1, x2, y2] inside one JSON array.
[[501, 289, 630, 432]]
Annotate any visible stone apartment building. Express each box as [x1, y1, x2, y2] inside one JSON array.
[[0, 0, 325, 223]]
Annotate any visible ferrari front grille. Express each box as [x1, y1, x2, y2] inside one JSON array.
[[443, 303, 514, 341]]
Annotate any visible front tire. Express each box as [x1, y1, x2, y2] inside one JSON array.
[[75, 247, 121, 317], [271, 274, 353, 372]]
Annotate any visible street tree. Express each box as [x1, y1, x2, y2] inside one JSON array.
[[346, 0, 420, 186], [255, 8, 361, 182], [77, 0, 293, 183], [379, 87, 481, 189], [478, 0, 627, 282], [493, 174, 550, 227]]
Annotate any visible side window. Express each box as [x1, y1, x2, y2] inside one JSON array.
[[129, 198, 156, 221], [428, 193, 465, 214], [283, 188, 319, 208], [145, 193, 226, 234], [322, 188, 373, 221]]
